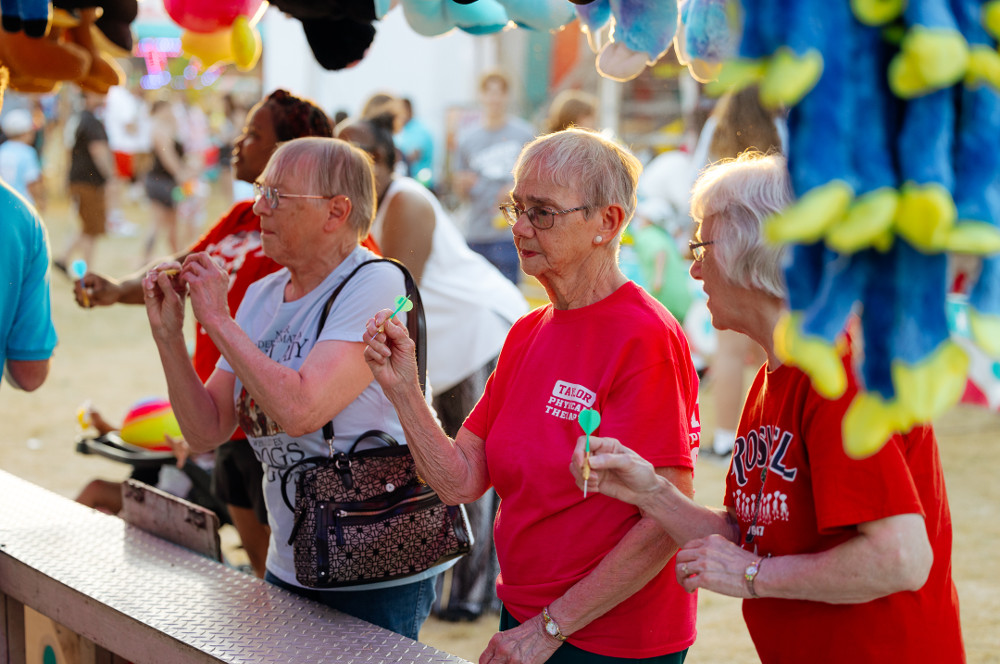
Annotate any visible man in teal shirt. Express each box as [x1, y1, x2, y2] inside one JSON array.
[[0, 67, 57, 391]]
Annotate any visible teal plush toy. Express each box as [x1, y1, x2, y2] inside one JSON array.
[[401, 0, 507, 36], [401, 0, 574, 37], [501, 0, 575, 30]]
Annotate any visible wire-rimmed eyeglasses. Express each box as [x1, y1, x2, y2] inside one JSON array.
[[689, 240, 715, 262], [497, 202, 588, 230], [254, 182, 333, 210]]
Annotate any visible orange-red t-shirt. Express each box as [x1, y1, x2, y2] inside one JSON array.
[[727, 355, 964, 663]]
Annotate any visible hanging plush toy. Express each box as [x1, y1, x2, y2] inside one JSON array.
[[0, 0, 51, 37], [0, 8, 89, 91], [259, 1, 383, 71], [64, 6, 124, 92], [400, 0, 575, 38], [689, 0, 1000, 457], [0, 1, 136, 92], [572, 0, 679, 81], [673, 0, 741, 83], [53, 0, 139, 54]]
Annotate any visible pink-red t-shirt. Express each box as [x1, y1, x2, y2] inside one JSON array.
[[726, 354, 964, 663], [464, 282, 701, 658]]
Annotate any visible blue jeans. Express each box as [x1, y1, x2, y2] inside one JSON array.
[[266, 571, 437, 640], [467, 239, 521, 285]]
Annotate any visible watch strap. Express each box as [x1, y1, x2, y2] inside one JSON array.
[[745, 554, 770, 598], [541, 605, 567, 642]]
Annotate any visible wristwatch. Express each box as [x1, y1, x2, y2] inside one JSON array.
[[541, 605, 567, 642], [744, 555, 769, 598]]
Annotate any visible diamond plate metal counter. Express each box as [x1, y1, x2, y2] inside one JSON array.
[[0, 470, 471, 663]]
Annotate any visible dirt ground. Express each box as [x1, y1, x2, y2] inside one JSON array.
[[2, 189, 998, 663]]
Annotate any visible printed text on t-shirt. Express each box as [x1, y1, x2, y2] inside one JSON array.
[[545, 380, 597, 421]]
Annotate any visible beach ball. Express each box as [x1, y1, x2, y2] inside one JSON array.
[[120, 398, 182, 451]]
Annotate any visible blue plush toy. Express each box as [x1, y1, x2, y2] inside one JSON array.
[[1, 0, 51, 37], [572, 0, 678, 81], [674, 0, 740, 82], [718, 0, 1000, 456]]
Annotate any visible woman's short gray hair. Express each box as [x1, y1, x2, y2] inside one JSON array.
[[262, 137, 376, 238], [514, 128, 642, 229], [690, 151, 792, 299]]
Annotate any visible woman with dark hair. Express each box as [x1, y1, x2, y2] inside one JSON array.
[[73, 89, 369, 579]]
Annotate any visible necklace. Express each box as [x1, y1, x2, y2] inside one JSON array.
[[744, 424, 776, 548]]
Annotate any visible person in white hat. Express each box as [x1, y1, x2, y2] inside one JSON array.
[[0, 107, 44, 208]]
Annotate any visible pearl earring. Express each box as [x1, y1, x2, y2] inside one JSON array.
[[594, 235, 603, 244]]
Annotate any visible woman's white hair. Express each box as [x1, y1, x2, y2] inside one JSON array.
[[514, 128, 643, 228], [262, 137, 376, 238], [690, 151, 792, 299]]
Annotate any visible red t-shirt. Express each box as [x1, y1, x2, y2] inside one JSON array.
[[725, 356, 964, 663], [464, 282, 701, 658]]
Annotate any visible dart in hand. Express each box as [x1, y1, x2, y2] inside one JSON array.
[[578, 408, 601, 498], [378, 295, 413, 333]]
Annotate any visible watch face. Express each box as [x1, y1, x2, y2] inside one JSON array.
[[745, 563, 759, 580], [546, 621, 559, 636]]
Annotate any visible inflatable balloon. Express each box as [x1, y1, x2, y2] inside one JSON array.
[[163, 0, 263, 34], [175, 2, 261, 71], [179, 27, 232, 68], [119, 397, 183, 451]]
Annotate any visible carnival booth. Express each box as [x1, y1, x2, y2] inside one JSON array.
[[1, 1, 998, 662]]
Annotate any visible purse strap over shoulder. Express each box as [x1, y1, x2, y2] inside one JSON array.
[[346, 429, 400, 454], [316, 257, 426, 448]]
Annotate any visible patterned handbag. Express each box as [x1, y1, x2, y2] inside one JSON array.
[[279, 258, 473, 588]]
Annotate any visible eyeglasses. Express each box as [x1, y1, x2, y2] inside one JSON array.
[[689, 239, 715, 262], [497, 202, 588, 230], [254, 182, 332, 210]]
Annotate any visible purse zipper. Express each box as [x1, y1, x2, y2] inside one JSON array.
[[316, 500, 331, 583], [333, 492, 441, 546]]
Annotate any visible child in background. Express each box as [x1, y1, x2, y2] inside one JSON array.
[[0, 108, 44, 208]]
